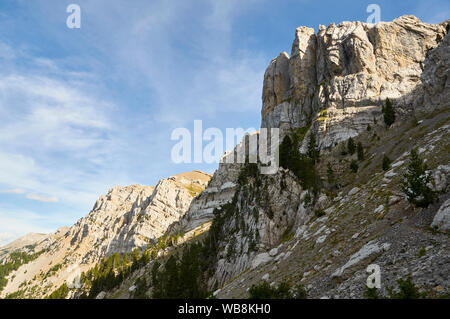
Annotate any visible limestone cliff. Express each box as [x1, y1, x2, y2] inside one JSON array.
[[262, 16, 449, 148], [0, 171, 211, 298]]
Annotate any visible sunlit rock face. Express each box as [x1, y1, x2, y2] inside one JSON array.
[[261, 15, 449, 148], [0, 171, 211, 298]]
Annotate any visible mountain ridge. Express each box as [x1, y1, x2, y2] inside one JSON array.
[[2, 15, 449, 299]]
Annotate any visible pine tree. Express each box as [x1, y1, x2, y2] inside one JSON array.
[[327, 162, 335, 185], [382, 98, 396, 127], [347, 137, 356, 155], [357, 142, 364, 161], [151, 261, 161, 298], [402, 149, 435, 208], [350, 160, 359, 173], [382, 155, 391, 171], [279, 135, 294, 170], [307, 132, 319, 163]]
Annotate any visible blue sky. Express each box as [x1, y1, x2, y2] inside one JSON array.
[[0, 0, 448, 245]]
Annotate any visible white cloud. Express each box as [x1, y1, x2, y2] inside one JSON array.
[[2, 188, 26, 194], [0, 232, 15, 247], [0, 208, 56, 246], [0, 0, 270, 238], [0, 55, 131, 211], [26, 193, 59, 203]]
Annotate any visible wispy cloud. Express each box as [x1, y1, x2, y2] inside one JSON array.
[[0, 207, 59, 246], [0, 232, 16, 247], [26, 193, 59, 203], [0, 44, 132, 211], [0, 0, 270, 239], [2, 188, 26, 194]]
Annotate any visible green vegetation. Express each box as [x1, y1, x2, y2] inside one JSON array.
[[237, 162, 259, 185], [248, 281, 307, 299], [402, 149, 435, 208], [46, 236, 188, 299], [364, 287, 380, 299], [4, 289, 26, 299], [314, 209, 325, 218], [416, 247, 426, 258], [350, 160, 359, 173], [131, 277, 148, 299], [47, 283, 69, 299], [364, 276, 431, 299], [382, 98, 396, 127], [279, 131, 321, 195], [307, 132, 319, 164], [0, 250, 44, 292], [357, 142, 364, 161], [327, 162, 335, 185], [388, 276, 425, 299], [152, 243, 209, 298], [382, 155, 391, 171], [185, 183, 204, 197], [347, 137, 356, 155]]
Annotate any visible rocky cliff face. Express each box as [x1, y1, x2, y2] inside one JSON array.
[[158, 15, 450, 298], [172, 16, 450, 243], [262, 16, 449, 148], [3, 15, 449, 300], [0, 171, 211, 298]]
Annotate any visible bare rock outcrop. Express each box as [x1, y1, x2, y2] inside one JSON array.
[[261, 16, 449, 148], [431, 199, 450, 233], [0, 171, 211, 298]]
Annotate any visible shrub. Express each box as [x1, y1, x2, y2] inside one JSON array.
[[382, 155, 391, 171], [364, 287, 381, 299], [350, 160, 359, 173], [382, 98, 395, 127], [279, 134, 321, 193], [47, 283, 69, 299], [388, 276, 424, 299], [347, 137, 356, 155], [248, 281, 296, 299], [307, 132, 319, 163], [417, 247, 426, 258], [248, 281, 275, 299], [237, 163, 259, 185], [327, 162, 335, 185], [314, 209, 325, 218], [357, 142, 364, 161], [340, 143, 348, 156], [293, 284, 308, 299], [402, 149, 435, 208]]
